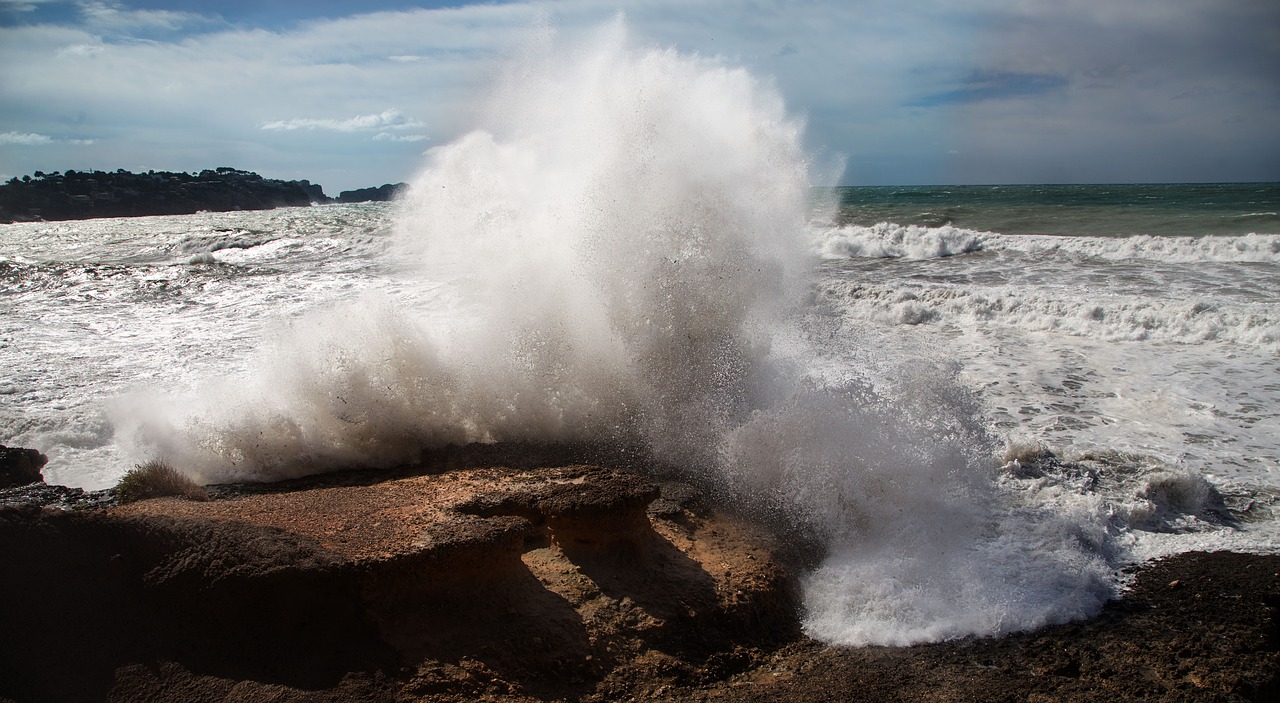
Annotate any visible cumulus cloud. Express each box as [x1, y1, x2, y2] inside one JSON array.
[[0, 131, 53, 145], [0, 131, 94, 145], [260, 108, 425, 133], [372, 132, 429, 142]]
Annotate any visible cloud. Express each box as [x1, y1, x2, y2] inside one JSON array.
[[56, 41, 103, 58], [0, 0, 46, 12], [0, 131, 94, 145], [0, 131, 53, 145], [0, 0, 61, 12], [911, 72, 1069, 107], [372, 132, 429, 142], [260, 108, 425, 133], [75, 0, 221, 36], [0, 0, 1276, 190]]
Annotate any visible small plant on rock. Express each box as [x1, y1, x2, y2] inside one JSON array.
[[115, 460, 208, 503]]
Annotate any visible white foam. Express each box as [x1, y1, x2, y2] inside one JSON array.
[[818, 222, 1280, 263], [821, 279, 1280, 349], [814, 222, 988, 260]]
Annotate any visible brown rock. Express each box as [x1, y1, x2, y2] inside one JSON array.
[[0, 464, 797, 702]]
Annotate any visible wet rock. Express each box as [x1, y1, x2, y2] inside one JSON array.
[[0, 444, 47, 488], [0, 482, 117, 510]]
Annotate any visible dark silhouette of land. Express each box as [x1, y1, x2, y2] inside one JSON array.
[[0, 167, 406, 223]]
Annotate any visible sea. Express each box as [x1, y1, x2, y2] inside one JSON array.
[[2, 24, 1278, 648]]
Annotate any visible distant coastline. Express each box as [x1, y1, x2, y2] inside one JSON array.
[[0, 167, 406, 224]]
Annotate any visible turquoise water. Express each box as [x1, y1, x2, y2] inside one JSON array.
[[827, 183, 1280, 237]]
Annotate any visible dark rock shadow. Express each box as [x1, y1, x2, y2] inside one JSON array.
[[0, 506, 398, 702], [561, 529, 724, 654], [363, 558, 596, 699]]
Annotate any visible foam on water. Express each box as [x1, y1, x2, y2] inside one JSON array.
[[2, 205, 396, 489], [817, 222, 1280, 262]]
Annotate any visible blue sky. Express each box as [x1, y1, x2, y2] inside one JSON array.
[[1, 0, 1277, 192]]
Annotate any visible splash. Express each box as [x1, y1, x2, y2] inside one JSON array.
[[389, 19, 813, 467], [113, 19, 1115, 646]]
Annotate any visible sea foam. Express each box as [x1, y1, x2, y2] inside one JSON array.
[[818, 222, 1280, 263], [113, 19, 1117, 646]]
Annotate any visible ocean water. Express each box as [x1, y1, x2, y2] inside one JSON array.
[[3, 22, 1279, 647]]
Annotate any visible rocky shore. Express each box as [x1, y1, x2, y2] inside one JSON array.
[[0, 452, 1276, 702]]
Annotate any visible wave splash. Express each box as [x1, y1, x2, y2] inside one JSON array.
[[113, 20, 1114, 646]]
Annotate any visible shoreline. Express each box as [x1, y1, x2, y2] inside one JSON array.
[[2, 460, 1277, 702]]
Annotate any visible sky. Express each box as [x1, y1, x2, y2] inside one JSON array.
[[1, 0, 1277, 193]]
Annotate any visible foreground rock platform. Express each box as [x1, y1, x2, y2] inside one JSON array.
[[1, 462, 1277, 702], [0, 464, 798, 702]]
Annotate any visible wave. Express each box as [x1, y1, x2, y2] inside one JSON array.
[[822, 280, 1280, 348], [176, 231, 277, 255], [813, 222, 987, 259], [113, 19, 1117, 647], [816, 222, 1280, 263]]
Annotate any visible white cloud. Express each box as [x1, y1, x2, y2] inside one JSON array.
[[0, 131, 53, 145], [372, 132, 430, 142], [261, 108, 425, 133], [56, 42, 105, 58], [0, 131, 93, 145], [76, 0, 220, 35]]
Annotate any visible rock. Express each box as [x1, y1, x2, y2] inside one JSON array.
[[0, 463, 799, 702], [4, 460, 1275, 702], [336, 183, 407, 203], [0, 445, 47, 488], [0, 482, 116, 510]]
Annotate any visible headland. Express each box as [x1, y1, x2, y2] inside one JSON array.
[[0, 168, 406, 223]]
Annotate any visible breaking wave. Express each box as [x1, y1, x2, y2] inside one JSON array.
[[113, 19, 1119, 646], [818, 222, 1280, 263], [821, 279, 1280, 348]]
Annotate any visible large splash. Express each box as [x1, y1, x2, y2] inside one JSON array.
[[114, 19, 1116, 645]]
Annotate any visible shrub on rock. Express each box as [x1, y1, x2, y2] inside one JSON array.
[[116, 460, 208, 503]]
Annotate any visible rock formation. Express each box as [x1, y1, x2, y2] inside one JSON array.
[[336, 183, 407, 203], [0, 459, 1276, 702], [0, 444, 46, 488]]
